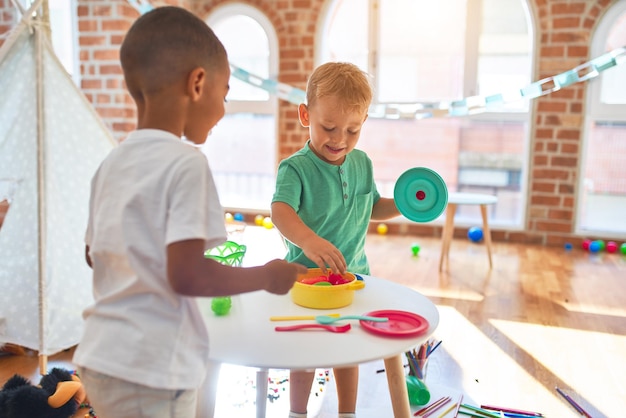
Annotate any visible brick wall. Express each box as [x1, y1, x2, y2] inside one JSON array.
[[0, 0, 17, 48], [76, 0, 190, 141], [0, 0, 621, 246], [522, 0, 613, 247], [76, 1, 135, 139]]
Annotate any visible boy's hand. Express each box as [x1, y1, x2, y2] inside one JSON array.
[[262, 260, 308, 295], [302, 236, 347, 275]]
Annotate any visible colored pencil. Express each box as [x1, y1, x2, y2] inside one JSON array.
[[405, 351, 421, 378], [415, 396, 451, 417], [428, 340, 443, 356], [502, 413, 544, 418], [459, 411, 492, 418], [414, 396, 449, 416], [461, 404, 501, 418], [555, 387, 592, 418], [453, 395, 463, 418], [410, 349, 427, 379], [423, 398, 452, 418], [436, 403, 458, 418], [481, 405, 543, 417]]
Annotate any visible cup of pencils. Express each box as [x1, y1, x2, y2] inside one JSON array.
[[405, 346, 429, 406], [405, 339, 441, 406]]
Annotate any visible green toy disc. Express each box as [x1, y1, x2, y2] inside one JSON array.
[[394, 167, 448, 223]]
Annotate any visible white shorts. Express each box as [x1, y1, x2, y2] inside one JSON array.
[[77, 367, 198, 418]]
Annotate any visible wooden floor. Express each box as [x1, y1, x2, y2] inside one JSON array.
[[363, 233, 625, 418], [2, 227, 625, 417]]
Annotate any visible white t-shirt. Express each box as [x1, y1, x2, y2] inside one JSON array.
[[73, 129, 226, 389]]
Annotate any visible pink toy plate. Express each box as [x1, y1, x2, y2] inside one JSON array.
[[360, 310, 429, 337]]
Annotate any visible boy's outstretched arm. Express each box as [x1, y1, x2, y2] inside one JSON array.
[[371, 197, 401, 220], [167, 239, 307, 297], [271, 202, 347, 274]]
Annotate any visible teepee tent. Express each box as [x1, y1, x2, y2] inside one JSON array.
[[0, 0, 115, 371]]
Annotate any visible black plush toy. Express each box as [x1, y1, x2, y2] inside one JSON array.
[[0, 367, 86, 418]]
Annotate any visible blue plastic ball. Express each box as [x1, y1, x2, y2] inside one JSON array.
[[234, 212, 244, 221], [589, 241, 601, 253], [467, 226, 483, 242], [564, 242, 573, 251]]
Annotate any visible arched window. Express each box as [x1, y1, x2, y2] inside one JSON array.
[[48, 0, 77, 79], [204, 4, 278, 210], [319, 0, 533, 228], [579, 0, 626, 236]]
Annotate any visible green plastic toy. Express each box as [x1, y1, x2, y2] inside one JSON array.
[[204, 241, 247, 316]]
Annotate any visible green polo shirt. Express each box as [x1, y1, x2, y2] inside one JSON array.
[[272, 142, 380, 274]]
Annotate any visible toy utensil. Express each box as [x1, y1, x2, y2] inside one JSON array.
[[315, 315, 388, 324], [274, 323, 351, 333], [270, 313, 341, 321]]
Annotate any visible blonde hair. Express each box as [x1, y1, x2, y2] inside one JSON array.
[[306, 62, 372, 114]]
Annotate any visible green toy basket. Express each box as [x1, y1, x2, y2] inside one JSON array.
[[203, 241, 247, 316], [204, 241, 247, 267]]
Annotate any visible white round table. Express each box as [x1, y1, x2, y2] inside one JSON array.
[[439, 192, 498, 271], [198, 275, 439, 418]]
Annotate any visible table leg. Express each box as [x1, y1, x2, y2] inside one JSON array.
[[480, 204, 493, 269], [439, 203, 457, 272], [196, 360, 221, 418], [256, 369, 269, 418], [384, 354, 412, 418]]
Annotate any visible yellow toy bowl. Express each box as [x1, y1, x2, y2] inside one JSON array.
[[290, 268, 365, 309]]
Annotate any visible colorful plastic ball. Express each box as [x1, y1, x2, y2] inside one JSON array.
[[224, 212, 234, 223], [588, 241, 601, 253], [254, 214, 265, 226], [598, 240, 606, 251], [606, 241, 618, 253], [234, 212, 244, 222], [262, 216, 274, 229], [621, 243, 626, 255], [467, 226, 483, 242], [411, 243, 420, 257], [582, 239, 591, 251], [564, 242, 573, 251], [377, 223, 388, 235]]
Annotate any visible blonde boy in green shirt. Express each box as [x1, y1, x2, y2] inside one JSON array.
[[272, 62, 401, 418]]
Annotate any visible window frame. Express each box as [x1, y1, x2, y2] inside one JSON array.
[[577, 0, 626, 237], [206, 3, 278, 115], [316, 0, 534, 112], [204, 4, 280, 211], [586, 0, 626, 122]]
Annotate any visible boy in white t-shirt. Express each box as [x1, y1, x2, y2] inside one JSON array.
[[73, 6, 305, 418]]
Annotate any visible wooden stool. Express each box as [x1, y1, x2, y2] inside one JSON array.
[[439, 192, 498, 271]]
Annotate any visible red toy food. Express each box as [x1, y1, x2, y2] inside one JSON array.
[[300, 273, 351, 286], [328, 273, 350, 285], [300, 275, 330, 285]]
